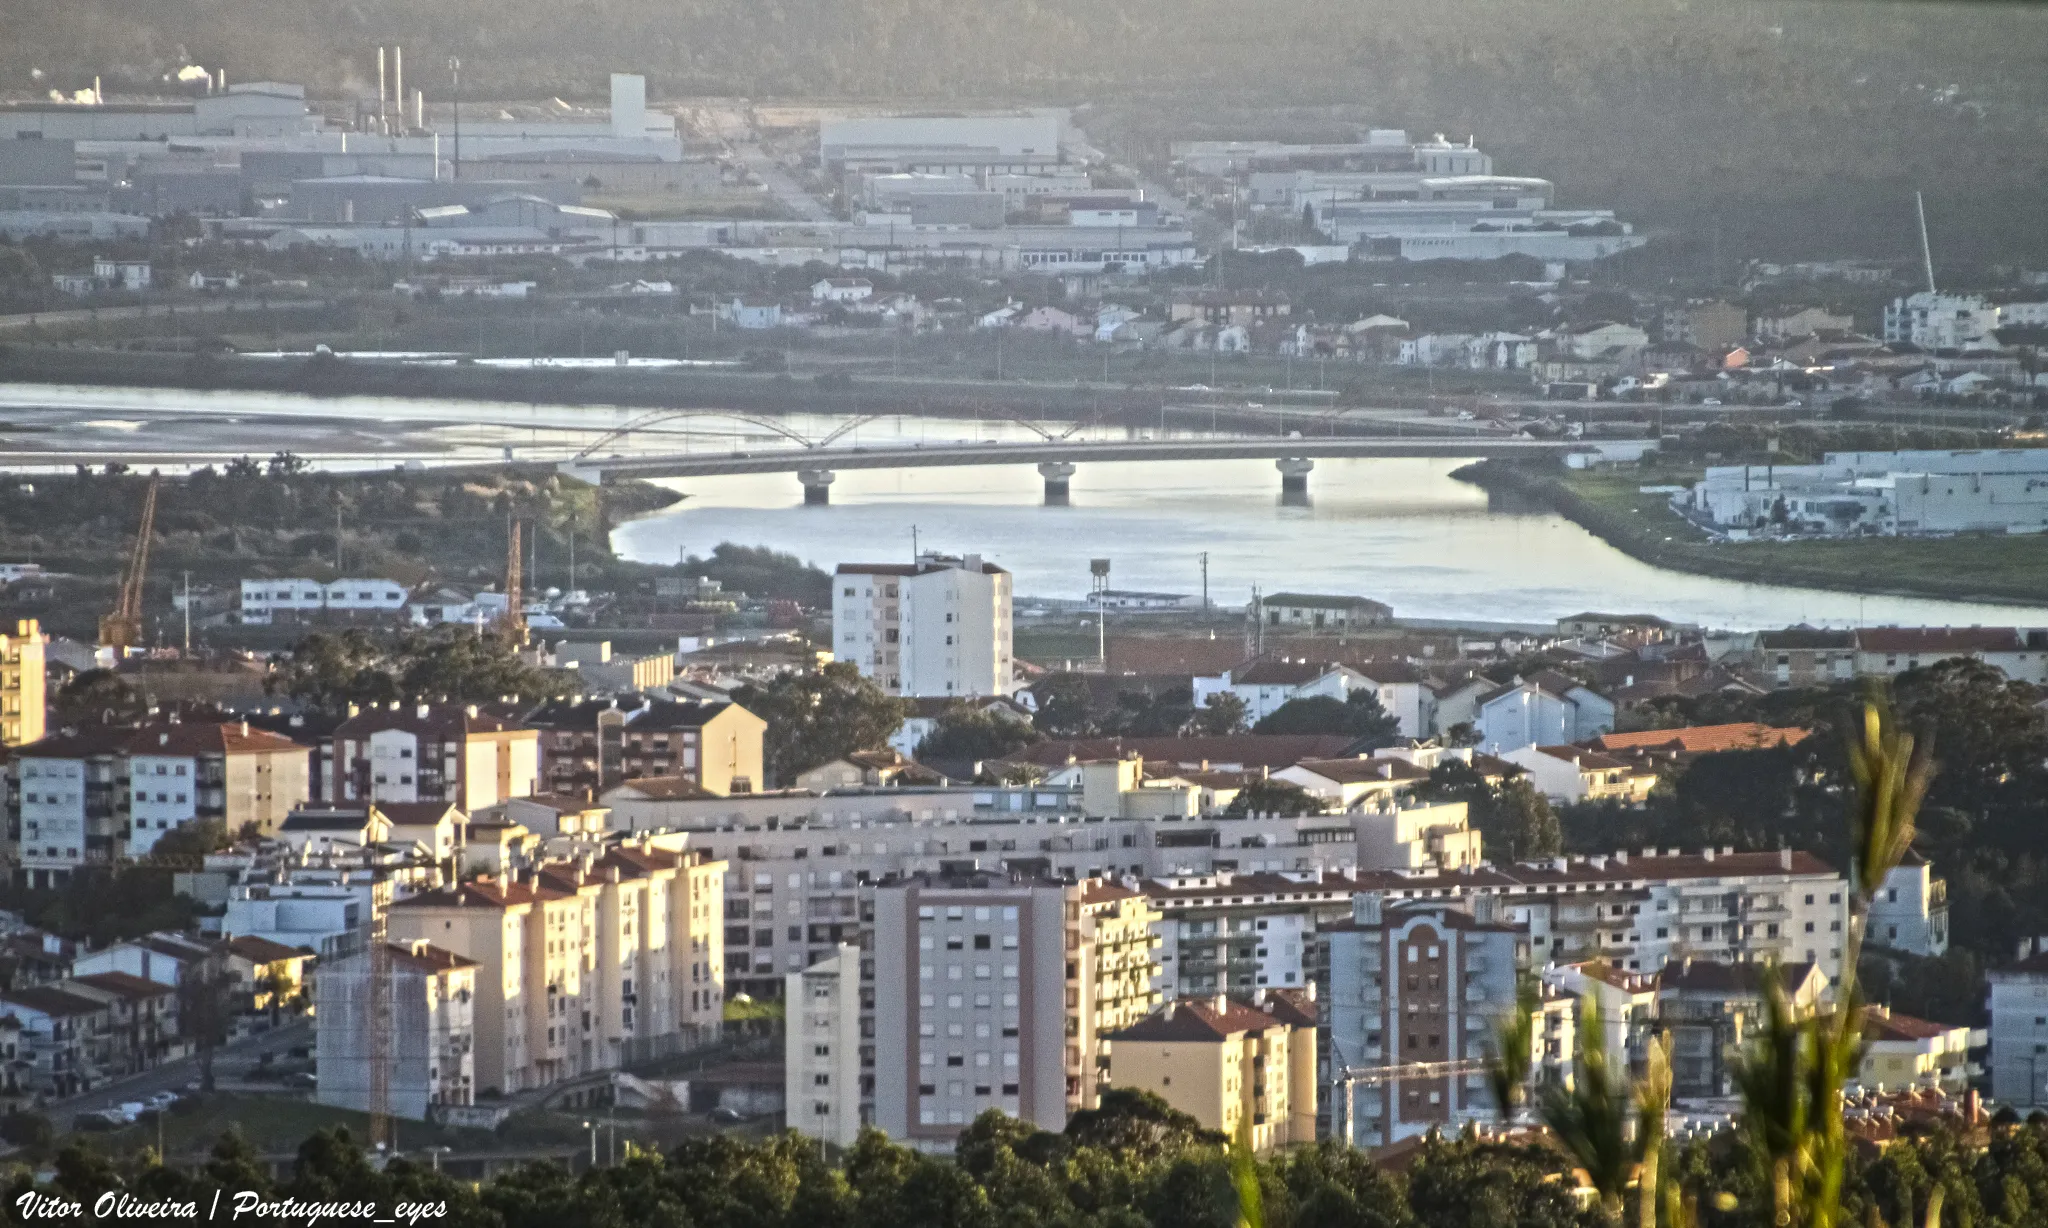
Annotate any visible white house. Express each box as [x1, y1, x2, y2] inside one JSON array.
[[1989, 939, 2048, 1107], [1193, 659, 1369, 726], [239, 578, 408, 624], [1867, 856, 1949, 957], [718, 297, 783, 330], [1474, 672, 1615, 752], [1352, 664, 1438, 740], [92, 258, 150, 291], [1498, 744, 1657, 804], [811, 277, 874, 304]]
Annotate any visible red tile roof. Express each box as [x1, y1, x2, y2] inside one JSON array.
[[1854, 627, 2022, 654], [1593, 723, 1812, 755], [1108, 995, 1292, 1042], [1008, 735, 1357, 771], [1863, 1006, 1964, 1043]]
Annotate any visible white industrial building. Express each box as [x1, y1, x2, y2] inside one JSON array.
[[834, 553, 1014, 698], [1680, 449, 2048, 537], [239, 577, 409, 623], [821, 115, 1062, 173]]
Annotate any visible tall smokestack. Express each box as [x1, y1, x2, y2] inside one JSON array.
[[393, 46, 403, 133], [377, 47, 387, 130], [414, 88, 423, 131]]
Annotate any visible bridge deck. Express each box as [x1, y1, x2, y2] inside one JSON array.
[[566, 436, 1576, 480]]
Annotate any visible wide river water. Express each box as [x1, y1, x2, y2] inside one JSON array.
[[0, 384, 2039, 631]]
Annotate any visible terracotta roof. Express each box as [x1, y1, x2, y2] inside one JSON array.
[[374, 802, 462, 826], [1288, 757, 1428, 785], [1234, 658, 1341, 687], [1104, 638, 1254, 679], [1659, 958, 1820, 995], [334, 706, 526, 739], [1008, 735, 1356, 771], [604, 775, 716, 801], [1078, 880, 1144, 905], [1863, 1006, 1964, 1043], [523, 698, 736, 731], [1532, 746, 1644, 773], [1855, 626, 2022, 654], [1262, 987, 1318, 1027], [1144, 870, 1366, 903], [11, 728, 138, 759], [0, 986, 106, 1017], [1350, 848, 1836, 894], [392, 878, 548, 909], [386, 942, 478, 974], [1593, 723, 1811, 756], [71, 971, 172, 1000], [1109, 995, 1290, 1043], [126, 722, 305, 757], [1758, 628, 1855, 650], [226, 935, 313, 965]]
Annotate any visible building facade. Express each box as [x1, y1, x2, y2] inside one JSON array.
[[833, 553, 1014, 699], [314, 940, 477, 1120], [526, 698, 765, 798], [1106, 990, 1318, 1152], [320, 704, 539, 810], [785, 943, 864, 1147], [1, 619, 45, 748]]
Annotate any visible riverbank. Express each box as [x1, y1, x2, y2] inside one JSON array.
[[1452, 460, 2048, 608]]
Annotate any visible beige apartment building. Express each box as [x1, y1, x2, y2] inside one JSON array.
[[1107, 989, 1318, 1151], [870, 872, 1160, 1150], [1, 620, 45, 748], [384, 841, 725, 1095]]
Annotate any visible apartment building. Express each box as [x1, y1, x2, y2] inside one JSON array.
[[625, 786, 1475, 1001], [1352, 847, 1853, 981], [1869, 857, 1949, 957], [1, 619, 45, 747], [1753, 628, 1856, 688], [1324, 896, 1523, 1147], [1988, 940, 2048, 1107], [786, 942, 864, 1147], [123, 722, 310, 855], [1145, 870, 1368, 1000], [870, 872, 1160, 1149], [382, 842, 725, 1095], [833, 552, 1014, 699], [319, 703, 539, 810], [7, 728, 134, 883], [525, 697, 765, 797], [1106, 988, 1318, 1152], [314, 940, 477, 1120], [1658, 958, 1826, 1097]]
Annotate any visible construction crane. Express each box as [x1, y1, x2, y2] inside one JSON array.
[[499, 517, 527, 643], [99, 476, 160, 650]]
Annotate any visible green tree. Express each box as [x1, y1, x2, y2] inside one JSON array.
[[1224, 777, 1326, 817], [1063, 1088, 1223, 1164], [1250, 691, 1401, 745], [51, 668, 147, 728], [916, 707, 1043, 762], [733, 662, 909, 786], [1191, 692, 1247, 735], [1033, 672, 1096, 737]]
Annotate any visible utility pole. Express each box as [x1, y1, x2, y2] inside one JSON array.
[[181, 571, 191, 655], [334, 505, 343, 572], [448, 57, 462, 180], [1198, 552, 1209, 614]]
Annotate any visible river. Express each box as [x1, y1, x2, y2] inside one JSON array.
[[614, 457, 2048, 632], [1, 383, 2040, 631]]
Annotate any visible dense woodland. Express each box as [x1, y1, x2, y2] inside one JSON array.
[[8, 0, 2047, 265]]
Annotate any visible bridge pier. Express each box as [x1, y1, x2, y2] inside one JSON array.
[[1277, 457, 1314, 494], [798, 468, 836, 505], [1037, 461, 1077, 506]]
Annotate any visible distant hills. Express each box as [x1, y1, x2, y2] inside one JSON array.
[[7, 0, 2046, 267]]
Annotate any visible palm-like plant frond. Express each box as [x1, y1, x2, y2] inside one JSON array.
[[1637, 1031, 1674, 1228], [1539, 994, 1635, 1222], [1733, 969, 1812, 1228], [1845, 695, 1936, 902], [1486, 974, 1541, 1124]]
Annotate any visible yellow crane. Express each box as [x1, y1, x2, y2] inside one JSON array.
[[98, 476, 160, 650]]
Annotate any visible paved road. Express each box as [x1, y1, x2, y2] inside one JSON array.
[[736, 142, 832, 222], [58, 1020, 312, 1125]]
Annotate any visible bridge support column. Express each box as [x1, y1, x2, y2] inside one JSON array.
[[798, 468, 836, 505], [1037, 461, 1076, 506], [1276, 457, 1314, 494]]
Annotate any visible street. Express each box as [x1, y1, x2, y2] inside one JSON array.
[[57, 1019, 312, 1125]]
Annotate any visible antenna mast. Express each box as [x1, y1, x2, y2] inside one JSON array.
[[1915, 191, 1937, 295]]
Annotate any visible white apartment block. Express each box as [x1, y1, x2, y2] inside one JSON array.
[[833, 552, 1013, 698], [786, 943, 864, 1147], [870, 872, 1159, 1150], [239, 577, 409, 624], [1352, 847, 1853, 982], [1145, 870, 1372, 1001], [1988, 940, 2048, 1107], [1868, 858, 1950, 958], [321, 703, 539, 811], [1882, 291, 1998, 350], [314, 940, 477, 1120], [1325, 896, 1524, 1148]]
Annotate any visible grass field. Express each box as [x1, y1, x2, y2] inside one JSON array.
[[1518, 465, 2048, 607]]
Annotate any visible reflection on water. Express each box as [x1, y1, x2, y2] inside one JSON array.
[[612, 457, 2048, 631]]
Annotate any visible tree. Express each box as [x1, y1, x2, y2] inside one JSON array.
[[177, 964, 237, 1093], [1250, 690, 1401, 745], [1478, 778, 1563, 861], [150, 818, 234, 861], [1224, 777, 1325, 817], [274, 627, 566, 711], [1191, 693, 1246, 735], [1033, 672, 1095, 737], [916, 707, 1042, 762], [51, 668, 147, 728], [1064, 1088, 1223, 1164], [681, 542, 833, 606], [733, 662, 910, 786]]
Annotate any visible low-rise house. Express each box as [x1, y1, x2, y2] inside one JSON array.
[[1194, 658, 1370, 726], [0, 984, 113, 1097], [1105, 989, 1318, 1152], [1499, 745, 1658, 804], [1272, 756, 1429, 811], [1475, 672, 1615, 753], [1859, 1006, 1974, 1093], [716, 297, 783, 330], [811, 277, 873, 304], [224, 935, 315, 1012], [72, 931, 221, 989], [1854, 626, 2048, 684], [1753, 628, 1857, 688], [1868, 855, 1949, 957], [1258, 593, 1393, 633], [795, 749, 948, 791]]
